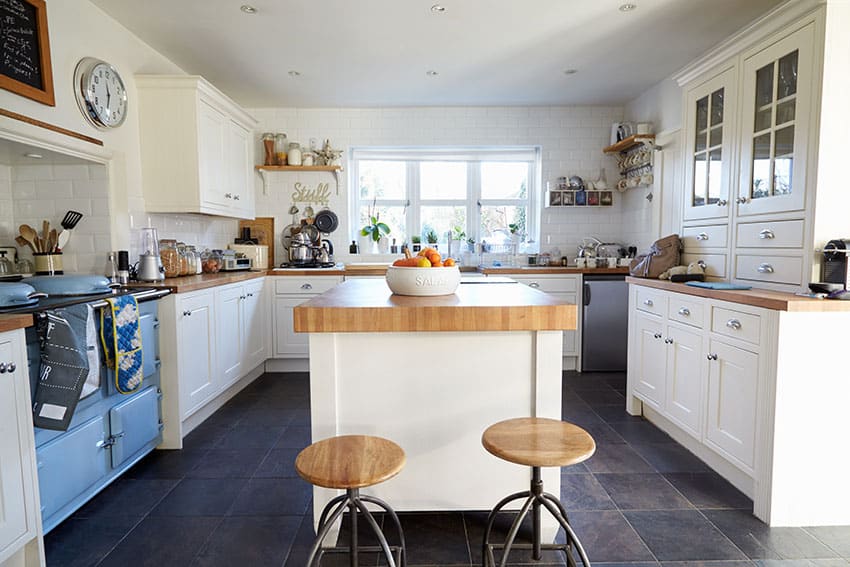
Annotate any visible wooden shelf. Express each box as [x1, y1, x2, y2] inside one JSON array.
[[254, 165, 342, 172], [603, 134, 656, 154]]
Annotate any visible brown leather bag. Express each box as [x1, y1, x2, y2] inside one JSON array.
[[629, 234, 682, 278]]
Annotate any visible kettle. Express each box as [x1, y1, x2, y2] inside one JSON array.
[[577, 237, 601, 259], [315, 239, 334, 264], [289, 232, 312, 265]]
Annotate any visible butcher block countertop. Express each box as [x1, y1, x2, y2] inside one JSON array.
[[293, 278, 577, 333], [0, 314, 34, 332], [627, 277, 850, 312], [480, 266, 630, 275], [127, 271, 266, 293]]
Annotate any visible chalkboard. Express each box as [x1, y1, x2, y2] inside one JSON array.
[[0, 0, 54, 106]]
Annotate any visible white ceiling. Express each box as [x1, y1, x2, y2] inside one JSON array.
[[92, 0, 786, 108]]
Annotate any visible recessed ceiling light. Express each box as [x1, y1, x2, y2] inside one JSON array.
[[288, 70, 301, 77], [563, 69, 578, 75], [618, 3, 637, 12], [426, 70, 439, 76], [240, 4, 257, 14], [430, 4, 446, 13], [24, 152, 43, 159]]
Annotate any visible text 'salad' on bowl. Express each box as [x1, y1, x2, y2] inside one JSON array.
[[385, 266, 461, 296]]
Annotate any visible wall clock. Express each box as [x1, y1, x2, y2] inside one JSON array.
[[73, 57, 128, 129]]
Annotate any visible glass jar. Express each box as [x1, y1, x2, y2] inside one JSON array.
[[0, 251, 14, 275], [177, 243, 190, 276], [15, 257, 34, 276], [187, 246, 202, 274], [288, 142, 302, 166], [159, 239, 181, 278], [201, 249, 222, 273], [262, 132, 275, 166], [274, 133, 288, 166]]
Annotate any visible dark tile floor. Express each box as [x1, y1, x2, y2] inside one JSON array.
[[44, 371, 850, 566]]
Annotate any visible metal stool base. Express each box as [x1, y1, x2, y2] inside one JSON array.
[[482, 467, 591, 567], [306, 488, 406, 567]]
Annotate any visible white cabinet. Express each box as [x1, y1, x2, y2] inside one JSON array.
[[0, 329, 43, 566], [241, 279, 268, 371], [176, 290, 217, 417], [137, 75, 257, 219], [273, 276, 343, 358], [215, 278, 267, 389], [631, 310, 666, 408], [507, 274, 581, 358], [664, 322, 705, 437]]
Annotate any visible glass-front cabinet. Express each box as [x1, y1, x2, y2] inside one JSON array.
[[683, 66, 737, 221], [737, 23, 815, 217]]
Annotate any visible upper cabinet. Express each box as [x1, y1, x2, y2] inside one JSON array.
[[737, 23, 816, 218], [683, 66, 737, 222], [137, 76, 258, 220]]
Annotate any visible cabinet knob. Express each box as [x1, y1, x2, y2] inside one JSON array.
[[737, 196, 749, 204], [696, 232, 709, 241], [0, 362, 5, 373], [759, 229, 775, 239], [697, 260, 707, 270], [664, 337, 674, 344], [247, 292, 254, 297], [7, 362, 14, 373], [234, 194, 240, 201], [240, 295, 246, 300], [653, 332, 662, 339], [225, 192, 233, 199], [757, 263, 774, 274], [707, 353, 718, 361], [716, 199, 728, 206], [677, 307, 690, 316], [301, 283, 313, 290], [644, 299, 653, 306], [183, 310, 192, 316], [726, 319, 742, 330], [528, 282, 540, 288]]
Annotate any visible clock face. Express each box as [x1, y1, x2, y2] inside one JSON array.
[[74, 58, 128, 129]]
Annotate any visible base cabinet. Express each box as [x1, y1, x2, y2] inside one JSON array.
[[507, 275, 581, 358], [0, 329, 43, 566], [176, 290, 217, 417], [272, 276, 343, 358]]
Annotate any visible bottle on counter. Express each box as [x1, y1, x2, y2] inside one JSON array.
[[104, 251, 119, 283], [349, 240, 358, 254], [390, 238, 398, 254], [117, 250, 130, 284], [274, 133, 288, 165], [262, 132, 275, 166], [288, 142, 302, 166]]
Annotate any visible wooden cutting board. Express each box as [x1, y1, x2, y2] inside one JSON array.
[[238, 217, 275, 267]]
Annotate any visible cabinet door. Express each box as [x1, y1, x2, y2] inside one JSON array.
[[737, 23, 815, 217], [0, 337, 28, 553], [198, 99, 227, 209], [226, 120, 253, 217], [706, 339, 759, 470], [241, 279, 267, 370], [178, 292, 217, 417], [274, 296, 311, 357], [216, 285, 244, 390], [664, 323, 705, 438], [631, 311, 666, 409], [683, 66, 737, 221]]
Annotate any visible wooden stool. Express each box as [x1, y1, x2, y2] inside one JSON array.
[[295, 435, 407, 567], [481, 417, 596, 567]]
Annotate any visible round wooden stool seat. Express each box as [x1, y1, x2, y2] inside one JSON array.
[[295, 435, 406, 490], [482, 417, 596, 467]]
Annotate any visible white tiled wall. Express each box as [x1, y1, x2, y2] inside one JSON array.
[[249, 105, 655, 265]]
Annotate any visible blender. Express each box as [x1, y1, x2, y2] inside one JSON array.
[[137, 227, 165, 281]]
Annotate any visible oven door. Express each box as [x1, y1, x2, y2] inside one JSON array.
[[108, 386, 162, 468]]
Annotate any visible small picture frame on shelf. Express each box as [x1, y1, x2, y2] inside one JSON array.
[[549, 191, 562, 206], [587, 191, 600, 206], [600, 191, 613, 206], [562, 191, 574, 206]]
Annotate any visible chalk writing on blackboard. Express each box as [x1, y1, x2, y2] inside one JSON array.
[[0, 0, 53, 105]]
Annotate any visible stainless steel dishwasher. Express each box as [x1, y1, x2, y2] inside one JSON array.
[[582, 274, 629, 372]]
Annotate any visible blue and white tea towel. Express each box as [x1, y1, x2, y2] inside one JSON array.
[[100, 295, 143, 394]]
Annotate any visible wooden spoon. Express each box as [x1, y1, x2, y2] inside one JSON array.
[[48, 228, 58, 253], [19, 224, 39, 252], [15, 235, 33, 252]]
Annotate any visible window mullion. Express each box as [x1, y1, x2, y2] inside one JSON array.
[[408, 161, 420, 241], [469, 161, 481, 244]]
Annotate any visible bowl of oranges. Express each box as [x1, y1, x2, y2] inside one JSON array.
[[386, 247, 460, 296]]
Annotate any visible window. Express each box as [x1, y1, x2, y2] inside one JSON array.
[[352, 147, 540, 251]]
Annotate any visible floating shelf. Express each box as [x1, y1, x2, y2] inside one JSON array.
[[603, 134, 656, 154], [254, 164, 344, 195]]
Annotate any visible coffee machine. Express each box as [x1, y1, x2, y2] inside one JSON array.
[[822, 239, 850, 289], [137, 227, 165, 281]]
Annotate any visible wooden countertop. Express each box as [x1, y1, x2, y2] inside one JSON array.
[[293, 278, 577, 333], [627, 277, 850, 312], [127, 271, 266, 293], [480, 266, 630, 276], [0, 314, 33, 332]]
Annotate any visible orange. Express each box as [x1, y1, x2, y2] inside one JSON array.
[[431, 260, 444, 267], [444, 258, 455, 267], [427, 251, 441, 264]]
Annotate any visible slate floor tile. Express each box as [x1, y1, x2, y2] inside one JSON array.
[[625, 510, 749, 561], [229, 478, 311, 516], [560, 473, 617, 511], [576, 389, 627, 406], [276, 425, 313, 449], [395, 512, 471, 566], [253, 447, 301, 478], [576, 422, 627, 445], [44, 516, 139, 567], [97, 516, 221, 567], [213, 424, 286, 450], [236, 407, 297, 427], [804, 527, 850, 557], [191, 516, 302, 566], [704, 510, 839, 560], [182, 423, 232, 450], [592, 404, 646, 423], [464, 510, 567, 565], [72, 478, 178, 520], [663, 473, 752, 510], [150, 478, 247, 517], [630, 443, 711, 473], [595, 473, 692, 510], [186, 448, 269, 479], [124, 447, 209, 479], [660, 562, 755, 567], [610, 422, 674, 445], [585, 443, 655, 474], [566, 510, 656, 563]]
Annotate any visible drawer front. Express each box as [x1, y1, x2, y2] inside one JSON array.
[[682, 253, 727, 279], [711, 307, 760, 345], [510, 275, 578, 294], [635, 286, 667, 316], [735, 254, 803, 286], [736, 219, 805, 248], [274, 276, 342, 295], [667, 294, 704, 328], [682, 225, 728, 249]]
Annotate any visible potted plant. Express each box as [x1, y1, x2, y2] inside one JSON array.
[[425, 228, 439, 250], [360, 199, 390, 253], [466, 237, 476, 253], [411, 235, 421, 252]]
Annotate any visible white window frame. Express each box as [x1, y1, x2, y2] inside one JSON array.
[[349, 146, 542, 248]]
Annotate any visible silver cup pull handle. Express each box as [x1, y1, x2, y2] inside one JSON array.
[[757, 263, 774, 274], [678, 307, 690, 316], [301, 283, 313, 290], [696, 232, 709, 241], [759, 229, 775, 239], [643, 299, 653, 307], [726, 319, 742, 331]]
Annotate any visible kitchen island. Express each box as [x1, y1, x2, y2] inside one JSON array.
[[294, 278, 577, 538]]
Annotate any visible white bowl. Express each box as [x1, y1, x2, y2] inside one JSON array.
[[385, 266, 461, 296]]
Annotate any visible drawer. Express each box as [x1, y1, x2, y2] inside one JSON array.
[[510, 275, 578, 294], [736, 219, 805, 248], [274, 276, 342, 295], [682, 253, 727, 279], [682, 225, 728, 249], [635, 286, 667, 316], [734, 254, 803, 286], [711, 306, 760, 345], [667, 294, 704, 328]]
